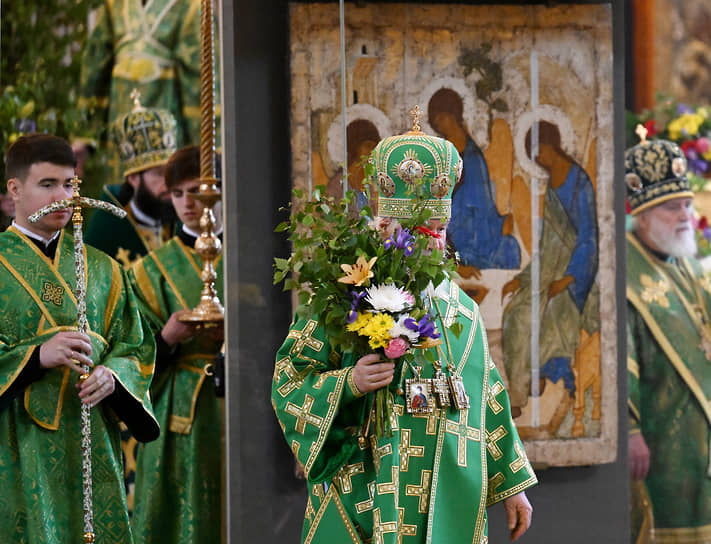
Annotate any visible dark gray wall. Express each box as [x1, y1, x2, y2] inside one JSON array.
[[222, 1, 628, 542]]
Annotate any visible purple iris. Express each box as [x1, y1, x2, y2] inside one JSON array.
[[346, 290, 366, 323], [685, 149, 708, 175], [384, 227, 415, 257], [404, 314, 440, 339]]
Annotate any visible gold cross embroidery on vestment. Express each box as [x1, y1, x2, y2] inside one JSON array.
[[285, 394, 323, 434], [399, 429, 425, 472], [405, 470, 432, 514], [486, 425, 508, 461], [287, 320, 324, 357], [444, 408, 481, 466]]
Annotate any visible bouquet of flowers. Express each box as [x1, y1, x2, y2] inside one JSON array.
[[274, 185, 458, 437]]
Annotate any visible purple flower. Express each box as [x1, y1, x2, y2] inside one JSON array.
[[404, 314, 440, 339], [678, 103, 694, 115], [384, 227, 415, 256], [704, 226, 711, 240], [347, 290, 366, 323], [15, 119, 36, 133]]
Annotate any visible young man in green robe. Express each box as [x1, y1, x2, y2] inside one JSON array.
[[0, 134, 159, 542], [626, 137, 711, 542], [85, 98, 178, 268], [128, 146, 223, 543], [272, 127, 536, 543]]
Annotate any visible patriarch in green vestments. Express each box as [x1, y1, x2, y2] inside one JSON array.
[[272, 125, 536, 543], [128, 146, 224, 543], [626, 135, 711, 543], [0, 134, 158, 543]]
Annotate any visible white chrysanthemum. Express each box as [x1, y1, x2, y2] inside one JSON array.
[[389, 314, 419, 343], [365, 283, 411, 313]]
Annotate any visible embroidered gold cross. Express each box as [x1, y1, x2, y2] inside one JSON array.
[[414, 408, 439, 435], [487, 381, 505, 414], [486, 425, 508, 461], [509, 441, 531, 474], [305, 496, 316, 521], [396, 507, 417, 542], [287, 320, 324, 357], [370, 436, 393, 474], [41, 281, 64, 307], [640, 274, 670, 308], [337, 462, 365, 493], [285, 395, 323, 434], [376, 466, 399, 496], [355, 481, 376, 514], [399, 429, 425, 472], [274, 357, 312, 397], [406, 470, 432, 514], [389, 402, 403, 433], [444, 409, 481, 466], [487, 472, 505, 503], [312, 483, 326, 501], [373, 507, 398, 544]]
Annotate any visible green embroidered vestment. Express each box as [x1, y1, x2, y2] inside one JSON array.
[[272, 281, 536, 544], [128, 236, 223, 543], [85, 184, 174, 267], [628, 232, 711, 542], [0, 227, 158, 543]]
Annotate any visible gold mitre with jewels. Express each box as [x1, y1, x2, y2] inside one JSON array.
[[370, 107, 462, 219], [110, 90, 178, 177], [625, 126, 692, 215]]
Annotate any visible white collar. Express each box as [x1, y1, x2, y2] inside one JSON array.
[[12, 221, 61, 247], [129, 200, 161, 228], [182, 224, 223, 238]]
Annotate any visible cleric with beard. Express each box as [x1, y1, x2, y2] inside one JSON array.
[[84, 95, 178, 267], [626, 136, 711, 542]]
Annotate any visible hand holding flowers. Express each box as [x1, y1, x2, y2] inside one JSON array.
[[274, 186, 456, 437]]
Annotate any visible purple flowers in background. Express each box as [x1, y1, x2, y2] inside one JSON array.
[[15, 119, 36, 133], [384, 227, 415, 256], [404, 314, 440, 339]]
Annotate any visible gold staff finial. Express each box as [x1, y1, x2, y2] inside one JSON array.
[[130, 89, 144, 112], [70, 175, 82, 197], [635, 123, 649, 145], [409, 105, 423, 134]]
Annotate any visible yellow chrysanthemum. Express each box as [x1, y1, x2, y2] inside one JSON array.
[[668, 113, 704, 140], [362, 312, 395, 338], [346, 312, 370, 332], [368, 335, 389, 349], [337, 256, 377, 286]]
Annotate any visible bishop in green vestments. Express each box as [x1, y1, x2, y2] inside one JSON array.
[[626, 137, 711, 543], [0, 134, 158, 543], [272, 127, 536, 543], [85, 97, 178, 268], [128, 146, 223, 543]]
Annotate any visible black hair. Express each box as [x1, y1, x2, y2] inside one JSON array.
[[5, 134, 76, 181], [164, 145, 222, 190]]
